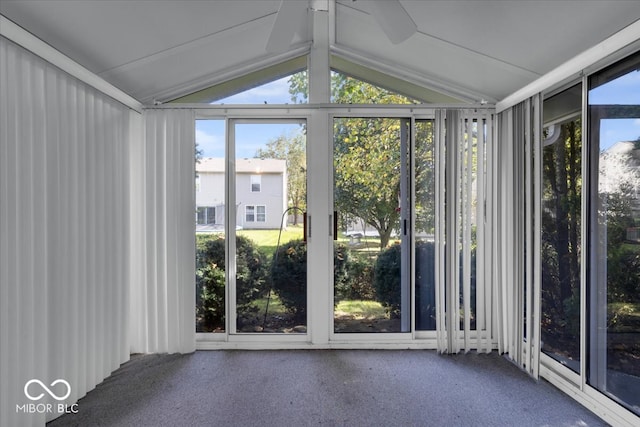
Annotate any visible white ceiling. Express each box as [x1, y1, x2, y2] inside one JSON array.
[[1, 0, 639, 105]]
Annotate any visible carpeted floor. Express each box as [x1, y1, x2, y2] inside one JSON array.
[[47, 350, 607, 427]]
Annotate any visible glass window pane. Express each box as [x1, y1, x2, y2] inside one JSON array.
[[195, 119, 226, 333], [588, 54, 640, 414], [541, 85, 582, 372], [235, 122, 307, 333], [246, 206, 255, 222], [333, 117, 409, 333], [328, 71, 419, 104], [415, 120, 436, 330]]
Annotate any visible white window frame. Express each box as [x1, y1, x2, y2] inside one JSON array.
[[245, 205, 266, 223], [245, 205, 255, 222], [256, 205, 266, 222], [250, 174, 261, 192]]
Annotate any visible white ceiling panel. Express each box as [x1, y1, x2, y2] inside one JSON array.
[[1, 0, 638, 104], [0, 1, 284, 74]]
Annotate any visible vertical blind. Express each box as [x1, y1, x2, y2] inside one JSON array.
[[496, 96, 542, 378], [0, 36, 132, 426], [435, 109, 499, 354], [129, 108, 196, 355]]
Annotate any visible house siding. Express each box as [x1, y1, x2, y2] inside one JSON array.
[[196, 158, 287, 230]]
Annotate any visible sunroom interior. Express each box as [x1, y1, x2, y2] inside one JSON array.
[[1, 1, 639, 426]]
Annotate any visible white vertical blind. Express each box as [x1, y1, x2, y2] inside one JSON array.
[[434, 110, 447, 351], [436, 109, 497, 354], [496, 96, 542, 378], [0, 36, 132, 426], [129, 109, 196, 355]]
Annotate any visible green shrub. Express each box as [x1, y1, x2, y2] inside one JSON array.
[[270, 239, 307, 322], [345, 256, 376, 301], [196, 262, 225, 332], [416, 241, 436, 329], [373, 244, 403, 318], [334, 243, 373, 302], [270, 241, 355, 321], [195, 235, 267, 331], [373, 241, 436, 325], [608, 245, 640, 302]]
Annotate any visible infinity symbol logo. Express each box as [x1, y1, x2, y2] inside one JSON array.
[[24, 379, 71, 401]]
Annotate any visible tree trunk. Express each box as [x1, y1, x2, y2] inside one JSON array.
[[555, 128, 571, 310], [378, 227, 393, 249]]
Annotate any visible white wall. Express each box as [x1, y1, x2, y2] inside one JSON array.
[[197, 171, 286, 229], [235, 172, 286, 229]]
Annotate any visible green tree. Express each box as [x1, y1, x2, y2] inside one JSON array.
[[541, 120, 582, 352], [290, 71, 422, 249], [255, 131, 306, 224]]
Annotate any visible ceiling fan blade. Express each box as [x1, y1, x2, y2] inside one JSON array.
[[266, 0, 309, 53], [366, 0, 417, 44]]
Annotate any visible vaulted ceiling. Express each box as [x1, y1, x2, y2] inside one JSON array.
[[1, 0, 639, 105]]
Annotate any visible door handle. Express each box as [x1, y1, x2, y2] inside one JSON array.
[[303, 212, 308, 242], [333, 211, 338, 241]]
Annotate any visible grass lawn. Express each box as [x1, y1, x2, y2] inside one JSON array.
[[334, 299, 386, 320], [196, 226, 305, 258], [238, 226, 304, 257], [609, 302, 640, 332], [250, 295, 289, 317]]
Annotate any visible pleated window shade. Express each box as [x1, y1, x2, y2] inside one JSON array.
[[1, 36, 133, 426]]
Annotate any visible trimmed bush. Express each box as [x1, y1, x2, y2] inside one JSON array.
[[196, 262, 225, 332], [344, 256, 376, 301], [270, 239, 307, 322], [195, 235, 267, 331], [333, 243, 363, 302], [271, 241, 354, 321], [373, 244, 403, 318], [373, 241, 436, 326]]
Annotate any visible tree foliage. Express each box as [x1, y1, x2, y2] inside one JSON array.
[[289, 71, 427, 249], [255, 131, 307, 223], [541, 120, 582, 352]]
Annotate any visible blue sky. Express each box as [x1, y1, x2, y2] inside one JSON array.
[[589, 69, 640, 150], [196, 71, 639, 155], [196, 77, 304, 158]]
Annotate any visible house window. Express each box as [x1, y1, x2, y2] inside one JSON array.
[[251, 175, 261, 192], [196, 207, 216, 225], [256, 205, 266, 222], [246, 205, 255, 222], [246, 205, 266, 222], [195, 174, 201, 192]]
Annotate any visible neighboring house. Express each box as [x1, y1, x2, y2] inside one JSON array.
[[196, 157, 287, 230]]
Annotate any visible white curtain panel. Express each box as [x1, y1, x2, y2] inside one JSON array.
[[129, 108, 195, 355], [435, 109, 498, 354], [0, 36, 132, 426]]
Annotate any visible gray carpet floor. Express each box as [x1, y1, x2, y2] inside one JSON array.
[[47, 350, 607, 427]]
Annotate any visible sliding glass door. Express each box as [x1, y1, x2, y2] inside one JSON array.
[[194, 118, 307, 335], [541, 84, 582, 372], [331, 117, 437, 334], [332, 117, 409, 333], [588, 55, 640, 414]]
